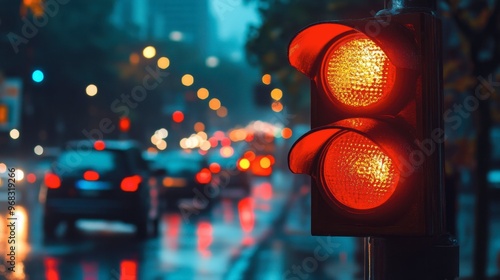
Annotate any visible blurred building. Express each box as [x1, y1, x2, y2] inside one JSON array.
[[111, 0, 217, 56]]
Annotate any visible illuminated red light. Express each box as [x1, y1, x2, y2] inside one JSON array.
[[94, 140, 105, 151], [27, 173, 37, 183], [83, 170, 99, 181], [120, 260, 137, 279], [322, 132, 399, 210], [238, 198, 255, 233], [120, 175, 142, 192], [196, 168, 212, 184], [172, 111, 184, 123], [119, 117, 131, 132], [44, 173, 61, 189]]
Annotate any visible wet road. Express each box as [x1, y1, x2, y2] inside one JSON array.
[[0, 170, 293, 280]]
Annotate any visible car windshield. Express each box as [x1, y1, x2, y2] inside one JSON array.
[[55, 150, 127, 176]]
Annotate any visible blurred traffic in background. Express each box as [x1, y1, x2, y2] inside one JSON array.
[[0, 0, 500, 279]]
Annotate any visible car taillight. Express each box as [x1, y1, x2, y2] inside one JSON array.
[[196, 168, 212, 184], [44, 173, 61, 189], [120, 175, 142, 192], [83, 170, 100, 181]]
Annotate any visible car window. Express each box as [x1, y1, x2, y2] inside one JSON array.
[[55, 150, 127, 176]]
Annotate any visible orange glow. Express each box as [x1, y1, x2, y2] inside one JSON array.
[[216, 106, 228, 117], [120, 260, 137, 279], [94, 140, 105, 151], [120, 175, 142, 192], [259, 157, 271, 169], [270, 88, 283, 100], [323, 132, 399, 210], [261, 74, 271, 85], [129, 53, 140, 65], [27, 173, 37, 183], [238, 158, 250, 170], [194, 122, 205, 132], [83, 170, 99, 181], [271, 101, 283, 112], [119, 117, 130, 132], [324, 36, 396, 108], [172, 111, 184, 123], [44, 173, 61, 189], [197, 221, 213, 258], [181, 74, 194, 86], [196, 168, 212, 184], [221, 138, 231, 147], [238, 198, 255, 233], [197, 88, 209, 100], [209, 98, 221, 110], [162, 177, 187, 187], [255, 182, 273, 200], [209, 163, 221, 174], [243, 151, 256, 161], [281, 127, 293, 139]]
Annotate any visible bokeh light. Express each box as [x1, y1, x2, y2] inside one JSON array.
[[156, 128, 168, 138], [129, 53, 140, 65], [262, 74, 271, 85], [281, 127, 293, 139], [216, 106, 228, 118], [27, 173, 37, 184], [194, 122, 205, 132], [34, 145, 44, 156], [142, 46, 156, 59], [32, 69, 44, 83], [271, 101, 283, 112], [157, 57, 170, 69], [86, 84, 98, 97], [172, 111, 184, 123], [220, 146, 234, 158], [197, 88, 209, 100], [156, 140, 167, 150], [170, 31, 183, 41], [0, 163, 6, 173], [182, 74, 194, 86], [209, 98, 221, 110], [10, 129, 20, 140], [206, 56, 219, 68], [270, 88, 283, 101]]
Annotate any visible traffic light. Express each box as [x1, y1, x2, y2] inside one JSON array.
[[288, 12, 445, 236], [119, 116, 130, 132]]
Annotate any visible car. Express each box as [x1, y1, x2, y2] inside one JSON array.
[[150, 149, 213, 207], [39, 140, 161, 239], [207, 148, 251, 197]]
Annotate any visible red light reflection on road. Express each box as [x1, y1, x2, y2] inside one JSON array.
[[120, 260, 138, 279], [196, 221, 213, 258], [164, 215, 181, 251], [254, 182, 273, 200], [221, 199, 234, 223], [238, 198, 255, 233], [44, 257, 60, 280]]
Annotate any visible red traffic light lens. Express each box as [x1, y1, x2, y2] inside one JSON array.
[[323, 35, 396, 109], [322, 131, 399, 210]]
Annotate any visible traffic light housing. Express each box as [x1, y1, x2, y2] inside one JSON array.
[[288, 12, 445, 236]]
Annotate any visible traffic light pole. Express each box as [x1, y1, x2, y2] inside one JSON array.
[[363, 1, 459, 279]]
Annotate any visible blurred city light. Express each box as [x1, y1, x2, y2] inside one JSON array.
[[169, 31, 184, 41], [129, 53, 140, 65], [181, 74, 194, 86], [156, 128, 169, 138], [172, 111, 184, 123], [197, 88, 209, 100], [220, 146, 234, 158], [209, 163, 221, 174], [206, 56, 219, 68], [119, 117, 131, 132], [86, 84, 98, 97], [194, 122, 205, 132], [270, 88, 283, 101], [0, 163, 6, 173], [142, 46, 156, 59], [216, 106, 228, 117], [34, 145, 44, 155], [32, 69, 44, 83], [200, 140, 211, 151], [10, 128, 20, 139], [261, 74, 271, 85], [27, 173, 37, 184], [15, 169, 24, 181], [271, 101, 283, 112], [260, 157, 271, 169], [151, 134, 161, 145], [197, 131, 208, 140], [156, 140, 167, 150], [209, 98, 221, 110], [157, 57, 170, 69], [281, 127, 293, 139]]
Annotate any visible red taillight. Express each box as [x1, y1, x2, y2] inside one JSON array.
[[120, 175, 142, 192], [94, 140, 105, 151], [83, 170, 99, 181], [322, 131, 399, 210], [209, 163, 221, 174], [196, 168, 212, 184], [44, 173, 61, 189]]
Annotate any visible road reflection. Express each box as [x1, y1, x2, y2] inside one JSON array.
[[1, 205, 29, 280]]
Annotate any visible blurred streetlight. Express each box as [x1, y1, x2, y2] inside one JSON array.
[[182, 74, 194, 86], [129, 53, 140, 65], [197, 88, 209, 100], [10, 129, 20, 139], [216, 106, 228, 118], [209, 98, 221, 110], [169, 31, 183, 41], [194, 122, 205, 132], [172, 111, 184, 123], [271, 101, 283, 112], [157, 57, 170, 69], [34, 145, 44, 155], [32, 69, 44, 83], [205, 56, 219, 68], [262, 74, 271, 85], [142, 46, 156, 59], [270, 88, 282, 101], [86, 84, 98, 96]]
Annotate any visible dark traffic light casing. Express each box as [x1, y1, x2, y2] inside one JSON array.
[[288, 12, 445, 236]]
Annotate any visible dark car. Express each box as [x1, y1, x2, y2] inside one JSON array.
[[207, 149, 251, 197], [39, 140, 160, 239], [151, 149, 212, 206]]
